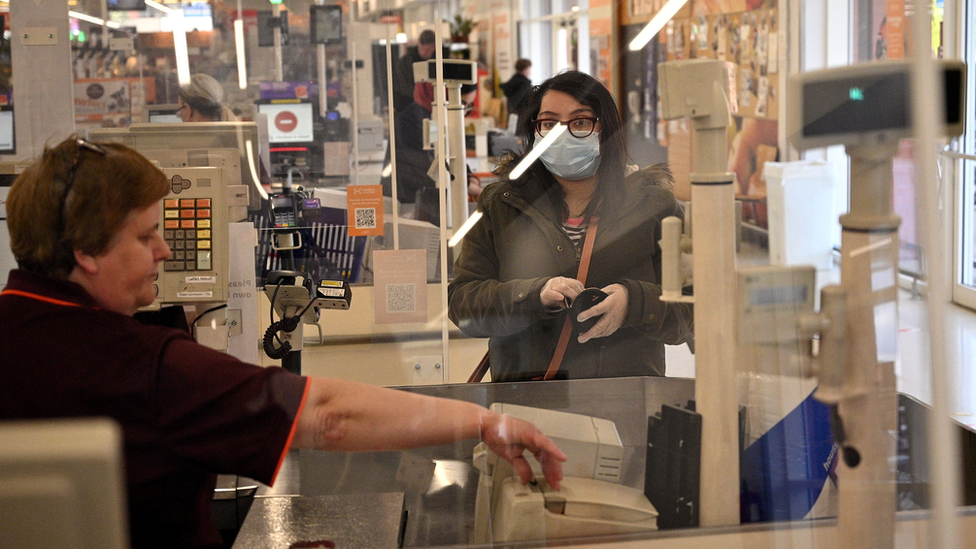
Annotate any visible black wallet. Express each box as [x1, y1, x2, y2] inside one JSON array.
[[569, 288, 608, 333]]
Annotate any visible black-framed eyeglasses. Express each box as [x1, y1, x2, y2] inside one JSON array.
[[533, 116, 600, 138], [57, 138, 107, 235]]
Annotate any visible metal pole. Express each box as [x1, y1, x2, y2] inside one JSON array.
[[272, 3, 283, 82]]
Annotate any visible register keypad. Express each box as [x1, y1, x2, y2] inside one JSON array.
[[163, 198, 214, 272]]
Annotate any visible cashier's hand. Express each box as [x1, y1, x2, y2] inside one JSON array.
[[481, 412, 567, 490], [540, 276, 584, 311], [577, 284, 628, 344]]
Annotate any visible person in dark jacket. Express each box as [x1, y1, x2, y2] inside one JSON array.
[[381, 81, 479, 205], [501, 58, 533, 114], [393, 29, 437, 113], [448, 71, 694, 382]]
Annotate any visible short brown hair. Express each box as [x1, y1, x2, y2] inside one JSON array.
[[515, 58, 532, 73], [419, 29, 436, 45], [7, 136, 169, 278]]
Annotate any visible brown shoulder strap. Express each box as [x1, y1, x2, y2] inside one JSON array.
[[543, 215, 600, 380]]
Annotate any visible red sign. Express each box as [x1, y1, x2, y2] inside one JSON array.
[[275, 110, 298, 133]]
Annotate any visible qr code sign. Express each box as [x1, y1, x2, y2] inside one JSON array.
[[354, 207, 377, 230], [386, 283, 416, 313]]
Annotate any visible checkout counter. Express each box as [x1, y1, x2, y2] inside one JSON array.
[[229, 375, 976, 548]]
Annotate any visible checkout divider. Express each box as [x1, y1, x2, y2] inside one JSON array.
[[228, 375, 976, 548]]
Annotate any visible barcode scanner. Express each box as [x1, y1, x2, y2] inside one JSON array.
[[570, 288, 609, 334]]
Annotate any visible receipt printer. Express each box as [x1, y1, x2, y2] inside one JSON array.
[[472, 404, 658, 544]]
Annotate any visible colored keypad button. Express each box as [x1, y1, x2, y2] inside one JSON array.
[[197, 250, 211, 270]]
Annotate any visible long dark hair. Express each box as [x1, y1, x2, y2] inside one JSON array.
[[505, 71, 628, 217]]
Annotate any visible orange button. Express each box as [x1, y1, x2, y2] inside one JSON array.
[[181, 209, 195, 218], [180, 199, 195, 208], [164, 199, 180, 209], [164, 220, 179, 229], [181, 220, 195, 229], [196, 199, 211, 208], [197, 209, 211, 219]]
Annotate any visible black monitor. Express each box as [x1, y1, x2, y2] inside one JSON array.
[[310, 5, 342, 45], [788, 60, 967, 150], [256, 100, 316, 144]]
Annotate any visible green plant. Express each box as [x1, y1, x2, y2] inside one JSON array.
[[450, 14, 477, 40]]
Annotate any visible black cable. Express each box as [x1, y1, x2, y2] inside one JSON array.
[[263, 319, 297, 359], [263, 278, 317, 360], [190, 303, 228, 338]]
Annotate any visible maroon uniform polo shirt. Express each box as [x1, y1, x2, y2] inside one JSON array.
[[0, 269, 310, 548]]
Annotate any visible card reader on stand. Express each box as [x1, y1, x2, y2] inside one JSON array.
[[262, 169, 352, 374]]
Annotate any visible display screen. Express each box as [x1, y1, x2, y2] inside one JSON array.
[[750, 284, 808, 307], [802, 72, 908, 138], [424, 61, 475, 83], [0, 108, 14, 154], [148, 112, 182, 123], [310, 5, 342, 45], [257, 102, 315, 144], [107, 0, 147, 10], [802, 66, 963, 139]]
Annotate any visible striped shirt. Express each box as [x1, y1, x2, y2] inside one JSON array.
[[563, 216, 589, 261]]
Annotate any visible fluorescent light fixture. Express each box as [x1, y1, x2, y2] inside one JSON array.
[[172, 10, 190, 85], [381, 163, 393, 178], [68, 10, 121, 28], [449, 210, 482, 248], [628, 0, 690, 51], [145, 0, 177, 14], [245, 140, 269, 201], [396, 33, 407, 43], [235, 19, 247, 89], [508, 124, 566, 180]]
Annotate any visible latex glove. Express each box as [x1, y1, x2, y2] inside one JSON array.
[[577, 283, 628, 343], [540, 276, 585, 310], [480, 412, 567, 489]]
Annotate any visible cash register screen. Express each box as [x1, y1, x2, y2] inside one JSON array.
[[257, 102, 315, 144]]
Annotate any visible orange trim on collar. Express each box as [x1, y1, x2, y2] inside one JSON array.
[[0, 289, 85, 308]]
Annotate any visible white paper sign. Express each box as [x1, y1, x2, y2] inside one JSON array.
[[226, 222, 259, 365]]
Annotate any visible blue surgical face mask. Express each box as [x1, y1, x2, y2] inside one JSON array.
[[537, 130, 601, 180]]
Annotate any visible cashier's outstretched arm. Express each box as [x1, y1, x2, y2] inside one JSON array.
[[292, 377, 567, 489]]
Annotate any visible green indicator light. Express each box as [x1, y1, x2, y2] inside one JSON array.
[[849, 87, 865, 101], [78, 30, 86, 42], [269, 0, 283, 4]]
